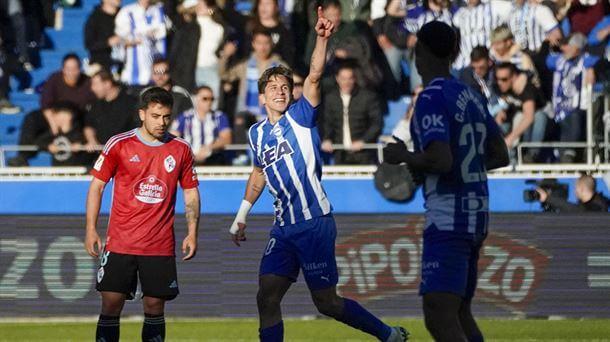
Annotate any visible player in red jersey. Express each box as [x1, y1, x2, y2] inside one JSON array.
[[84, 87, 200, 342]]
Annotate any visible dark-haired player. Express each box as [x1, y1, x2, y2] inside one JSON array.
[[228, 7, 408, 342], [384, 21, 509, 341], [85, 87, 200, 342]]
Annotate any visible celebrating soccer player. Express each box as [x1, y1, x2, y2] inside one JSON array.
[[383, 21, 510, 341], [228, 6, 408, 342], [84, 87, 201, 342]]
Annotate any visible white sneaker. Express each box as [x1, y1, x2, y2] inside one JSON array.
[[386, 326, 409, 342]]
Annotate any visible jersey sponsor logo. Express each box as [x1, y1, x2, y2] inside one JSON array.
[[133, 175, 167, 204], [129, 154, 141, 163], [261, 140, 294, 167], [93, 155, 105, 171], [164, 155, 176, 173], [421, 114, 444, 129]]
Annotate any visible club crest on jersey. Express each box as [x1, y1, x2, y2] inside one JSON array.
[[262, 140, 294, 167], [271, 125, 283, 138], [133, 175, 167, 204], [164, 155, 176, 173]]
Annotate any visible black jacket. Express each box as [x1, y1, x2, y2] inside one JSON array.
[[169, 17, 200, 92], [546, 193, 610, 213], [322, 87, 382, 144], [84, 6, 117, 70], [85, 87, 139, 144]]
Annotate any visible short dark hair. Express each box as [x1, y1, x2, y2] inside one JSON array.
[[139, 87, 174, 110], [62, 53, 81, 67], [495, 61, 517, 75], [92, 69, 118, 86], [258, 65, 293, 94], [152, 55, 169, 66], [194, 84, 214, 95], [334, 58, 359, 76], [321, 0, 341, 10], [470, 46, 489, 62], [252, 26, 272, 40]]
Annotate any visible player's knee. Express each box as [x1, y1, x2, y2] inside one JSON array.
[[256, 290, 282, 313], [101, 301, 124, 316], [143, 297, 165, 315], [312, 295, 342, 318]]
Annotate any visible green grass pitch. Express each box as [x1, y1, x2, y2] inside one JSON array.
[[1, 318, 609, 341]]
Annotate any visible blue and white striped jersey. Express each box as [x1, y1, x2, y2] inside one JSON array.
[[452, 1, 511, 69], [410, 78, 501, 236], [508, 2, 558, 52], [248, 97, 332, 227], [115, 2, 169, 86]]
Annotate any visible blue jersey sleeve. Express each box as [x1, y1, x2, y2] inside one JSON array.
[[218, 112, 231, 131], [412, 90, 451, 149], [248, 124, 263, 168], [287, 96, 318, 128], [546, 54, 560, 71]]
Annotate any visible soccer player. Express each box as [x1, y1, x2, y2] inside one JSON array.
[[228, 7, 408, 342], [384, 21, 509, 341], [84, 87, 200, 342]]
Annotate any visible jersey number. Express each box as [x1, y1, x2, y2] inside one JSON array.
[[459, 123, 487, 183]]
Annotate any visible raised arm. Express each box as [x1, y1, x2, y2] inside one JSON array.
[[303, 6, 334, 107], [181, 187, 200, 260], [85, 177, 106, 257], [229, 166, 266, 246]]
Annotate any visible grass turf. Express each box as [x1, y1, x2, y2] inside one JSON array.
[[1, 318, 609, 341]]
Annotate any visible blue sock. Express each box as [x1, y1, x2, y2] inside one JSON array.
[[337, 298, 391, 341], [259, 320, 284, 342]]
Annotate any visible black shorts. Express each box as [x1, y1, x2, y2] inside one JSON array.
[[96, 251, 179, 300]]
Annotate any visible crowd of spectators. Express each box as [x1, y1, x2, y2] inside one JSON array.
[[2, 0, 610, 166]]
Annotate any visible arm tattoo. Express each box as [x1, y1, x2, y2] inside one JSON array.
[[185, 197, 200, 229]]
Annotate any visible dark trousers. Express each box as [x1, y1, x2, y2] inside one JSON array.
[[558, 110, 585, 162]]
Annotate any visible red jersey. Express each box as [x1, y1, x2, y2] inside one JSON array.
[[91, 128, 199, 256]]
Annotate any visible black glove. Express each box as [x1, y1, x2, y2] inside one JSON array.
[[383, 140, 409, 165]]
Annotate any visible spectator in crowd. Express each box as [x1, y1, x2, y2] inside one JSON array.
[[494, 62, 548, 161], [292, 71, 304, 100], [37, 105, 88, 166], [0, 0, 31, 69], [508, 0, 562, 53], [536, 174, 609, 212], [306, 0, 382, 90], [339, 0, 372, 24], [220, 28, 285, 122], [170, 0, 229, 98], [546, 33, 598, 163], [389, 85, 422, 151], [8, 103, 85, 166], [40, 53, 97, 122], [490, 25, 538, 77], [565, 0, 609, 36], [372, 0, 409, 83], [170, 85, 232, 165], [84, 0, 122, 72], [115, 0, 170, 87], [452, 0, 510, 70], [403, 0, 453, 91], [246, 0, 295, 68], [0, 36, 21, 114], [321, 61, 382, 164], [588, 14, 610, 58], [148, 57, 195, 119], [459, 46, 506, 117], [84, 69, 138, 151]]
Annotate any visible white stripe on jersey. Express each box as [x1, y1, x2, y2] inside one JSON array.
[[281, 143, 312, 221], [271, 162, 295, 224], [256, 121, 265, 164], [103, 130, 136, 154], [286, 113, 331, 214]]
